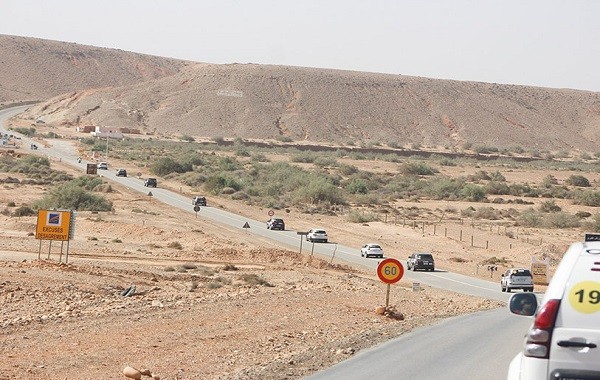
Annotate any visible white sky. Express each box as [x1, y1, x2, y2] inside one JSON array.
[[1, 0, 599, 92]]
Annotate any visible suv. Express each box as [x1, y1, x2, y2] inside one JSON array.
[[144, 178, 157, 187], [407, 252, 435, 271], [360, 243, 384, 258], [266, 218, 285, 230], [192, 196, 207, 206], [501, 268, 534, 293], [507, 234, 600, 379], [97, 162, 108, 170], [306, 228, 328, 243], [116, 169, 127, 177]]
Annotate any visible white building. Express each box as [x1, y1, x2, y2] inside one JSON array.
[[90, 126, 124, 139]]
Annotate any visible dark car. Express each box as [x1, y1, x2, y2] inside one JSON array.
[[192, 196, 207, 206], [116, 169, 127, 177], [144, 178, 157, 187], [407, 252, 435, 271], [267, 218, 285, 230]]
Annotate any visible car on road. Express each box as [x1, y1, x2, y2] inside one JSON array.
[[500, 268, 534, 292], [507, 233, 600, 380], [407, 252, 435, 271], [306, 228, 328, 243], [97, 162, 108, 170], [144, 178, 157, 187], [192, 196, 207, 206], [360, 243, 384, 258], [266, 218, 285, 230], [116, 169, 127, 177]]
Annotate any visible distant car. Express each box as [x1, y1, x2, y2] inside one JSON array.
[[407, 252, 435, 271], [500, 268, 534, 292], [507, 233, 600, 380], [97, 162, 108, 170], [360, 243, 384, 258], [144, 178, 157, 187], [266, 218, 285, 230], [116, 169, 127, 177], [192, 196, 207, 206], [306, 228, 328, 243]]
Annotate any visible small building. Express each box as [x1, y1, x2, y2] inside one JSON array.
[[90, 126, 124, 139], [76, 125, 95, 133]]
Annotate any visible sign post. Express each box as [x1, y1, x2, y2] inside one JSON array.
[[297, 231, 308, 253], [377, 258, 405, 308]]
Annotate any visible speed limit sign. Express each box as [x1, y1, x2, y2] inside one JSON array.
[[268, 209, 275, 217], [377, 258, 404, 284]]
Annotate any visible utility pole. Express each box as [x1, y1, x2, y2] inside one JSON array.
[[105, 133, 109, 160]]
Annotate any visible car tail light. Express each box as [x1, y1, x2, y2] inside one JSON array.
[[523, 299, 560, 359]]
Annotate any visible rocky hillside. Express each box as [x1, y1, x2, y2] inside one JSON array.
[[2, 35, 599, 152], [0, 34, 188, 104]]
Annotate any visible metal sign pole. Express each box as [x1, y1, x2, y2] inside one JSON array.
[[66, 240, 70, 264], [385, 284, 391, 308]]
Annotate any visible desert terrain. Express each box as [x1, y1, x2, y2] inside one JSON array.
[[1, 34, 599, 380], [1, 122, 594, 378]]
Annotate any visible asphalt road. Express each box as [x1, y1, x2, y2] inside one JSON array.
[[1, 105, 532, 379]]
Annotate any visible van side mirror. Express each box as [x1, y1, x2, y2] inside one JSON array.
[[509, 293, 538, 317]]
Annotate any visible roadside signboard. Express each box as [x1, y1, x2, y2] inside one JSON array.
[[35, 209, 72, 241], [377, 258, 404, 284], [531, 257, 550, 285], [377, 258, 405, 308]]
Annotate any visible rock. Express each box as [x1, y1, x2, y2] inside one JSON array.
[[374, 306, 386, 315], [123, 366, 142, 379], [139, 368, 152, 376], [151, 373, 160, 380]]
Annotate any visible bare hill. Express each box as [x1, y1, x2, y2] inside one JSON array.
[[2, 35, 599, 152], [0, 34, 188, 104]]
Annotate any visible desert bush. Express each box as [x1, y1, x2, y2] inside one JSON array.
[[539, 200, 561, 213], [223, 264, 238, 271], [586, 214, 600, 232], [167, 241, 183, 250], [212, 136, 225, 145], [344, 178, 369, 194], [313, 157, 338, 168], [151, 157, 191, 176], [13, 206, 35, 217], [575, 211, 592, 219], [180, 135, 195, 142], [460, 184, 486, 202], [7, 201, 16, 207], [205, 281, 223, 289], [239, 273, 272, 287], [12, 127, 36, 136], [566, 175, 591, 187], [481, 256, 510, 265], [204, 175, 241, 195], [541, 174, 559, 188], [473, 207, 499, 220], [181, 263, 197, 269], [543, 212, 580, 228], [473, 145, 499, 154], [34, 180, 113, 211], [290, 152, 317, 163], [339, 164, 359, 176], [111, 238, 122, 243], [251, 153, 269, 162], [484, 181, 511, 195], [519, 209, 543, 227], [164, 266, 175, 272], [449, 257, 469, 263], [573, 191, 600, 207], [347, 210, 378, 223], [275, 135, 294, 143], [399, 162, 437, 176]]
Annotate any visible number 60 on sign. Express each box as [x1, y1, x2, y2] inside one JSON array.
[[377, 258, 404, 284]]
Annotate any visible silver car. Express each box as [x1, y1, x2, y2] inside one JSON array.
[[306, 228, 328, 243], [360, 243, 384, 258]]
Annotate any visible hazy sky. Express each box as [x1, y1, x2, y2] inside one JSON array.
[[2, 0, 599, 91]]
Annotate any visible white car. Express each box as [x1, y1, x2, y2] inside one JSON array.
[[306, 228, 328, 243], [360, 243, 384, 258], [507, 233, 600, 380], [97, 162, 108, 170], [500, 268, 534, 293]]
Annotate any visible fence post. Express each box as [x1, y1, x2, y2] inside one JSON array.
[[422, 222, 425, 233], [433, 224, 437, 235], [445, 227, 447, 237], [460, 230, 463, 241], [471, 235, 474, 247], [486, 241, 489, 249]]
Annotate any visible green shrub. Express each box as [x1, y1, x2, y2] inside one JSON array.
[[573, 191, 600, 207], [543, 212, 580, 228], [34, 179, 113, 211], [539, 200, 561, 213], [399, 162, 437, 176], [167, 241, 183, 250], [13, 206, 35, 217], [347, 210, 378, 223], [566, 175, 591, 187], [151, 157, 191, 176], [238, 273, 272, 287], [345, 178, 369, 194]]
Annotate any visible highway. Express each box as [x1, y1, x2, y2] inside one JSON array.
[[1, 105, 532, 379]]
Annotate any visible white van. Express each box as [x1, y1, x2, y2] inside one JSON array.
[[507, 233, 600, 379]]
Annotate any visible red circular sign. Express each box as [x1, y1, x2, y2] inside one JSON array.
[[268, 209, 275, 216], [377, 258, 404, 284]]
